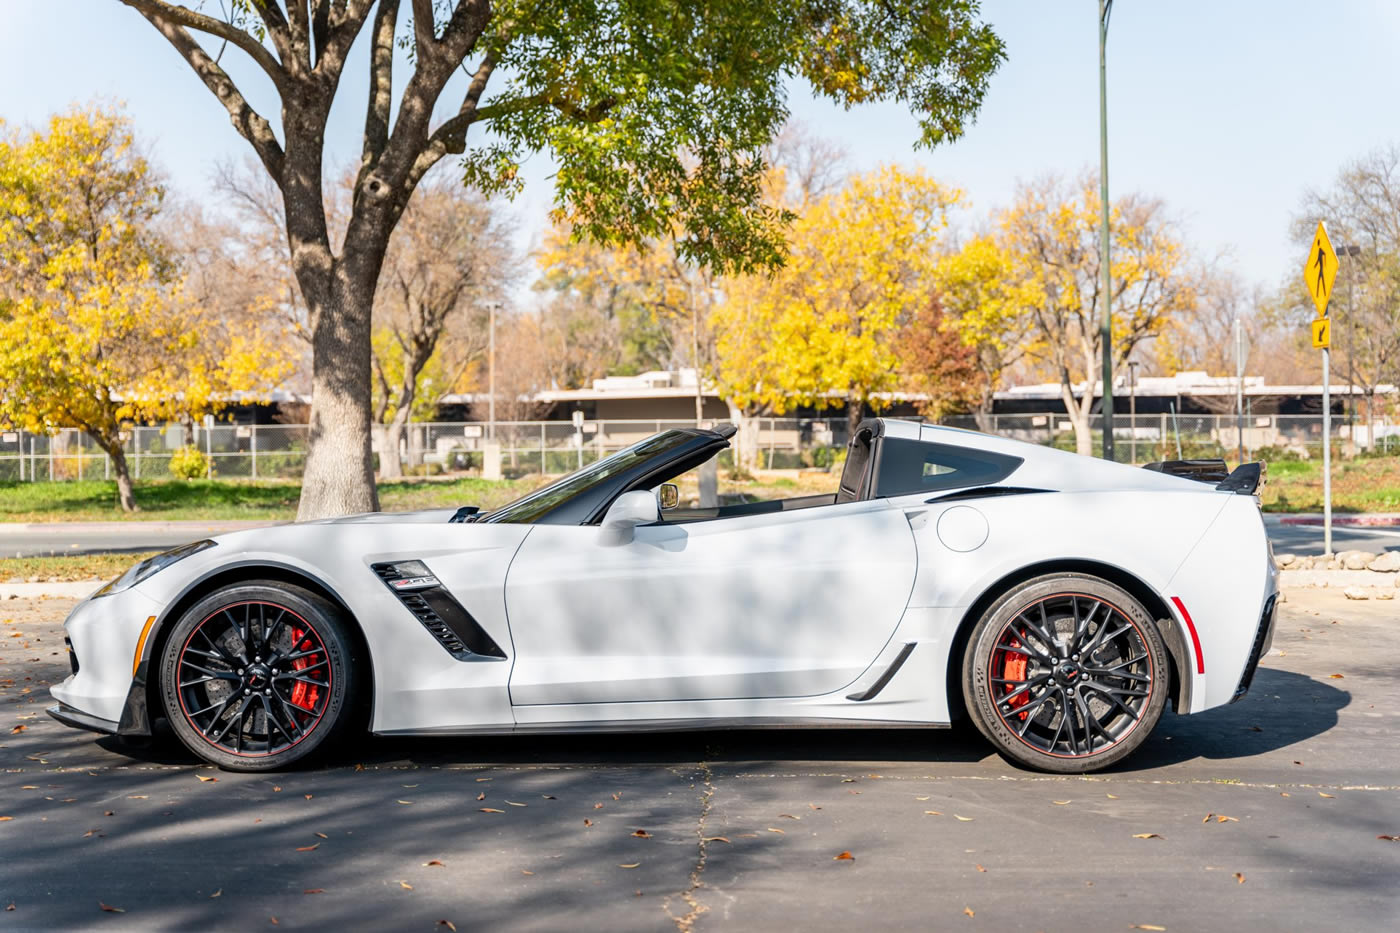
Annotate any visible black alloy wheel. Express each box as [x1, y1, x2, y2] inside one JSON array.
[[963, 573, 1169, 773], [159, 582, 358, 771]]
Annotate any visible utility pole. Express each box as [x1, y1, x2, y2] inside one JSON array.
[[1098, 0, 1116, 461], [1235, 317, 1245, 464]]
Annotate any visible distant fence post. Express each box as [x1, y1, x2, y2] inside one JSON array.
[[251, 424, 259, 480]]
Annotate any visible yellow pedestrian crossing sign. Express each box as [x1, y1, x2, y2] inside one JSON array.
[[1311, 317, 1330, 349], [1304, 221, 1337, 318]]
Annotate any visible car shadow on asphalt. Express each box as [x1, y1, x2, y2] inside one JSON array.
[[1112, 666, 1350, 771], [101, 667, 1347, 774]]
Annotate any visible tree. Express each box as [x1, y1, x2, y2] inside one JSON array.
[[113, 0, 1004, 518], [0, 107, 291, 511], [935, 232, 1032, 429], [973, 175, 1200, 456], [711, 165, 962, 443], [1293, 144, 1400, 444], [897, 296, 984, 421], [372, 176, 514, 478]]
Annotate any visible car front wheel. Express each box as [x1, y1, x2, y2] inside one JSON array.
[[962, 573, 1169, 773], [159, 582, 358, 771]]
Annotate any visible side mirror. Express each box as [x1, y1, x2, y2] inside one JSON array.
[[658, 483, 680, 510], [599, 489, 658, 544]]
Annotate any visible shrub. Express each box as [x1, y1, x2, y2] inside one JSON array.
[[169, 446, 211, 480]]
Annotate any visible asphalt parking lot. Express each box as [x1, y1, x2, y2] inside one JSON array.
[[1, 590, 1397, 932]]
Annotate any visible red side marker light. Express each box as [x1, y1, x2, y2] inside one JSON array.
[[1170, 596, 1206, 674]]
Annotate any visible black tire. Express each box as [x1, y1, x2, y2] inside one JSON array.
[[158, 581, 359, 772], [962, 573, 1169, 773]]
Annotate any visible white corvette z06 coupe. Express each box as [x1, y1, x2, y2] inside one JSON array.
[[50, 420, 1277, 773]]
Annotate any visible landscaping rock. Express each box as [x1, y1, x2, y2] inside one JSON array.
[[1342, 552, 1377, 571], [1326, 559, 1340, 570], [1366, 551, 1400, 573], [1274, 553, 1297, 568], [1343, 586, 1371, 600], [1377, 590, 1395, 600]]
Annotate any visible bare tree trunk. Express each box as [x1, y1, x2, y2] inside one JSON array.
[[297, 267, 380, 519], [106, 444, 138, 513], [1060, 382, 1093, 457], [847, 398, 864, 442], [379, 407, 413, 479]]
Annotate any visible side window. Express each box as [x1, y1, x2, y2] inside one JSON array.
[[872, 438, 1022, 498]]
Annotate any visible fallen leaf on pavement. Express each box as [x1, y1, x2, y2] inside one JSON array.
[[506, 801, 527, 807], [833, 851, 854, 861], [98, 903, 124, 913], [1129, 926, 1166, 931], [399, 882, 413, 891], [779, 813, 800, 820], [767, 828, 785, 834], [303, 889, 323, 895], [1106, 794, 1119, 799], [1132, 833, 1163, 839], [0, 817, 11, 822], [397, 800, 413, 805], [9, 726, 24, 735], [1318, 792, 1336, 799], [612, 792, 622, 800], [272, 786, 281, 792], [304, 794, 313, 800], [296, 844, 319, 852], [963, 907, 974, 918], [1052, 800, 1071, 805], [583, 819, 593, 827], [424, 860, 445, 867], [809, 804, 822, 810], [1328, 673, 1344, 679], [915, 795, 930, 801], [314, 832, 328, 839], [594, 803, 604, 809], [196, 775, 218, 783], [954, 815, 974, 822], [924, 810, 943, 816], [632, 830, 651, 838], [476, 792, 485, 801], [437, 922, 456, 932], [1233, 873, 1245, 884], [618, 863, 640, 869], [541, 795, 556, 800], [479, 808, 504, 813], [210, 890, 221, 898], [1216, 816, 1239, 823], [702, 836, 730, 844], [1378, 835, 1399, 842], [975, 864, 986, 872]]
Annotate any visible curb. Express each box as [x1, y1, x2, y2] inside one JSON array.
[[1272, 513, 1400, 527]]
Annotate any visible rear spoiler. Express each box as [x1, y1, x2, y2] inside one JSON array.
[[1143, 459, 1266, 495]]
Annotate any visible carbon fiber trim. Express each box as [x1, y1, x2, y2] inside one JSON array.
[[372, 562, 507, 661]]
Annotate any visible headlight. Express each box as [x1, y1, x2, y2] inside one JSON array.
[[93, 540, 216, 598]]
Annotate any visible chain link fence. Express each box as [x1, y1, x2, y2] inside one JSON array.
[[1, 413, 1396, 483]]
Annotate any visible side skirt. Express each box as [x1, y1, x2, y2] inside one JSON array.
[[373, 717, 952, 737]]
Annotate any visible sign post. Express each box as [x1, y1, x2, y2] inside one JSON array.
[[1304, 221, 1338, 555]]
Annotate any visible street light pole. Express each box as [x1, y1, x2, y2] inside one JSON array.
[[486, 301, 499, 440], [1235, 316, 1245, 464], [1098, 0, 1116, 461], [1128, 360, 1139, 464], [1339, 244, 1360, 444]]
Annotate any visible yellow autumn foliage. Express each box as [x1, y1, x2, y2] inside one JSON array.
[[0, 106, 293, 509]]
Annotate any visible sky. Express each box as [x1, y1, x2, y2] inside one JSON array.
[[2, 1, 1399, 299]]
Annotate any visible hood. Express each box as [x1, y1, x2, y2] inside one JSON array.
[[302, 508, 460, 525]]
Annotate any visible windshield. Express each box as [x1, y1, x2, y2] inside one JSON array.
[[480, 430, 696, 524]]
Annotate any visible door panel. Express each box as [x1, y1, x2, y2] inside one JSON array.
[[504, 500, 917, 705]]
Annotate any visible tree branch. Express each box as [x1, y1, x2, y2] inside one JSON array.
[[118, 0, 289, 93], [360, 0, 400, 184], [135, 10, 286, 182]]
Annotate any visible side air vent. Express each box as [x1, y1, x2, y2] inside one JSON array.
[[371, 561, 507, 661]]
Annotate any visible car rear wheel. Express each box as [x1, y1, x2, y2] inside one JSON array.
[[159, 582, 358, 772], [962, 573, 1169, 773]]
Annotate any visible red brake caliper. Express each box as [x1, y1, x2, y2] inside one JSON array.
[[1002, 639, 1029, 720], [288, 626, 321, 713]]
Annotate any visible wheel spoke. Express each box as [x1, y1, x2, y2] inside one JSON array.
[[179, 659, 240, 680]]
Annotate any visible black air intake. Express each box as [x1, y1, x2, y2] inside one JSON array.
[[371, 561, 507, 661]]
